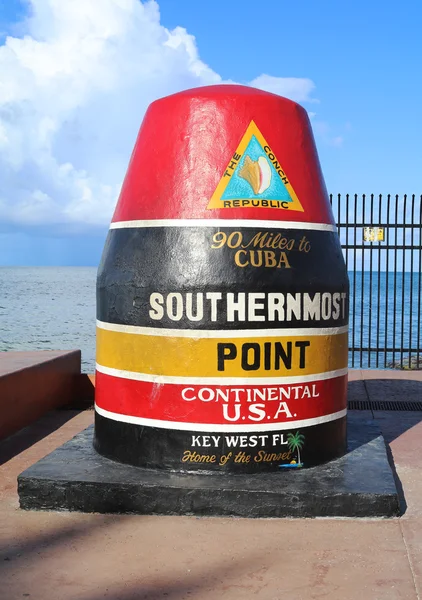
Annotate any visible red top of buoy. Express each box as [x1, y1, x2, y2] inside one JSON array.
[[112, 85, 334, 225]]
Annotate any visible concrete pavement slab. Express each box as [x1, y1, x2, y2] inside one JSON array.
[[365, 379, 422, 406], [400, 519, 422, 599], [0, 370, 421, 600], [376, 412, 422, 466], [0, 410, 93, 509], [348, 370, 365, 381], [0, 510, 417, 600], [362, 371, 422, 381]]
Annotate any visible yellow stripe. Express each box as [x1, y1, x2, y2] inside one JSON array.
[[97, 328, 348, 378]]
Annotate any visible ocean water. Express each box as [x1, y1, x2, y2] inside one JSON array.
[[0, 267, 96, 372], [1, 267, 421, 372], [348, 271, 422, 368]]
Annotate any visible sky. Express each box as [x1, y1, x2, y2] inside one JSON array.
[[0, 0, 421, 266]]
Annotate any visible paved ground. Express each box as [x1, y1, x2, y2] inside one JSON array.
[[0, 370, 421, 600]]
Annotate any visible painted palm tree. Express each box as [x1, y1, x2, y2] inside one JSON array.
[[287, 431, 305, 466]]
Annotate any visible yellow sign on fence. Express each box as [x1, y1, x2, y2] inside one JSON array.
[[363, 227, 385, 242]]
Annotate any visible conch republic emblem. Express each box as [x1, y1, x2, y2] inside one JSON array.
[[207, 120, 303, 212], [95, 85, 349, 474]]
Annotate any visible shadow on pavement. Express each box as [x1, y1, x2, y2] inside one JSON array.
[[348, 378, 422, 516], [366, 379, 422, 442], [0, 409, 84, 467], [0, 516, 277, 600], [0, 515, 119, 566]]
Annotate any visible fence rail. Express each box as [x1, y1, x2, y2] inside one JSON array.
[[330, 194, 422, 369]]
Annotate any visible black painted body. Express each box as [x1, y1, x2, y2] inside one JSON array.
[[94, 412, 347, 472], [95, 225, 349, 471], [97, 227, 349, 329]]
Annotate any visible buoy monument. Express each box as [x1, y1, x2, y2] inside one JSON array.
[[94, 85, 349, 473], [18, 86, 399, 517]]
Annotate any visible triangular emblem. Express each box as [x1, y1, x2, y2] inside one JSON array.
[[207, 121, 303, 212]]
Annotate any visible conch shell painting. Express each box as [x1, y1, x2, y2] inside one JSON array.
[[239, 155, 272, 195]]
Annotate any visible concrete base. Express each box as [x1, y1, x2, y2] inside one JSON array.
[[18, 414, 400, 518], [0, 350, 82, 441]]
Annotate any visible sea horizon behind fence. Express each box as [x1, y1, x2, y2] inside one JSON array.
[[0, 192, 421, 372], [331, 193, 422, 369]]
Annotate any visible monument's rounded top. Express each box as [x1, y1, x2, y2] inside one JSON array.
[[112, 83, 334, 225], [152, 83, 303, 104]]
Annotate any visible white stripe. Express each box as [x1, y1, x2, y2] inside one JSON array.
[[109, 219, 337, 232], [96, 320, 348, 338], [94, 405, 347, 432], [95, 363, 348, 385]]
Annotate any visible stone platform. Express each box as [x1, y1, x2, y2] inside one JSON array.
[[18, 413, 399, 518], [0, 350, 84, 441]]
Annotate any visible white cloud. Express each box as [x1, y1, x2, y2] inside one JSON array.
[[0, 0, 319, 233], [330, 135, 344, 148], [249, 74, 317, 104], [312, 120, 344, 148]]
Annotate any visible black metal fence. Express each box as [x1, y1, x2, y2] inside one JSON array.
[[330, 194, 422, 369]]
